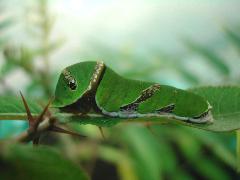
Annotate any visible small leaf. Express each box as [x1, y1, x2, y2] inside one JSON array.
[[0, 143, 88, 180]]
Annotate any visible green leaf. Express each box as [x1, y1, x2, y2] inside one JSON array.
[[174, 130, 232, 180], [182, 127, 236, 169], [98, 145, 138, 180], [150, 125, 235, 179], [237, 130, 240, 172], [121, 125, 163, 180], [0, 96, 41, 120], [187, 86, 240, 132], [0, 143, 88, 180], [0, 86, 240, 132]]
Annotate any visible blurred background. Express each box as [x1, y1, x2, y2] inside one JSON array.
[[0, 0, 240, 179]]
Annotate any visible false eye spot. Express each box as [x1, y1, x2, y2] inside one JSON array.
[[68, 79, 77, 90], [62, 69, 77, 90]]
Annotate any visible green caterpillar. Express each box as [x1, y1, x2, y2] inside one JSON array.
[[53, 61, 213, 123]]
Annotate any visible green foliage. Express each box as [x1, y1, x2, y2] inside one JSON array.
[[0, 86, 240, 132], [0, 95, 41, 120], [171, 130, 231, 180], [0, 143, 88, 180], [121, 125, 162, 180], [105, 124, 236, 180], [0, 0, 62, 97], [0, 5, 12, 48], [237, 130, 240, 172]]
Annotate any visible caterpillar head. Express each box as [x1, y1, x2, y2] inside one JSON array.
[[52, 61, 104, 108]]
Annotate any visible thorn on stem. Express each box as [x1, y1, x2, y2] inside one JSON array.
[[36, 97, 53, 126], [98, 126, 105, 140], [20, 91, 34, 127], [19, 92, 86, 144], [50, 125, 86, 138]]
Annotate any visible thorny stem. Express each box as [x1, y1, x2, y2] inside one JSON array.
[[12, 92, 86, 144], [13, 117, 86, 144], [13, 117, 53, 143]]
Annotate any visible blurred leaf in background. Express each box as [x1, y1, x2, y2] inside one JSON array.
[[0, 143, 88, 180]]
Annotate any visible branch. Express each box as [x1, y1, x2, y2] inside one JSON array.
[[13, 117, 53, 143]]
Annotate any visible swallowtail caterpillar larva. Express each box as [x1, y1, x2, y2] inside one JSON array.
[[53, 61, 213, 123]]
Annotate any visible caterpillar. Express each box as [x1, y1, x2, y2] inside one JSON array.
[[53, 61, 213, 123]]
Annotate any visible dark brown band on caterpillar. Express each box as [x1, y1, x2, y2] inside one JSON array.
[[156, 104, 175, 113], [120, 84, 161, 112], [193, 110, 209, 119]]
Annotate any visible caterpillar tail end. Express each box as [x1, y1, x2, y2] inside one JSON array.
[[189, 102, 214, 124]]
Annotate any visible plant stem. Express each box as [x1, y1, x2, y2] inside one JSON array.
[[13, 117, 52, 143]]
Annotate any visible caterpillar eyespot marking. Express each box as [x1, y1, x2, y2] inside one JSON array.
[[62, 69, 77, 91]]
